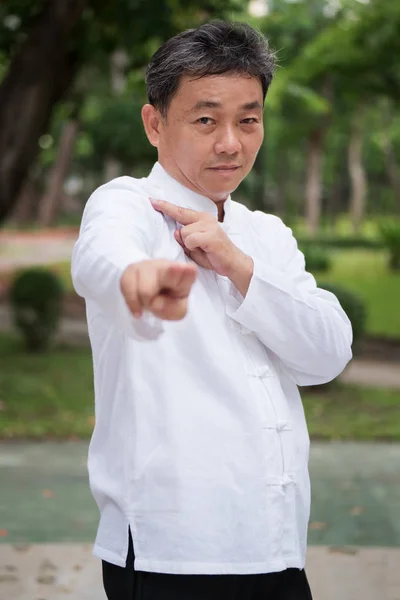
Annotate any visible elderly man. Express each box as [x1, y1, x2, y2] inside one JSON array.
[[72, 20, 352, 600]]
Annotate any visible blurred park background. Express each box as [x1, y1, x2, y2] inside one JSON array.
[[0, 0, 399, 598]]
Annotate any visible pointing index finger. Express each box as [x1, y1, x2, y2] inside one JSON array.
[[150, 198, 202, 225]]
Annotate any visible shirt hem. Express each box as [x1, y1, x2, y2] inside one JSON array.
[[133, 555, 304, 575], [93, 543, 127, 567]]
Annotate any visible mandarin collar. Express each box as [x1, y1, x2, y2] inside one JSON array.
[[146, 162, 233, 223]]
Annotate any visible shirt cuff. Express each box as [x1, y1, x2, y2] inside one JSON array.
[[225, 256, 313, 334], [116, 265, 165, 342]]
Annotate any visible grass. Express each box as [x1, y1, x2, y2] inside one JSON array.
[[303, 385, 400, 441], [314, 249, 400, 338], [0, 335, 94, 439], [0, 334, 399, 441]]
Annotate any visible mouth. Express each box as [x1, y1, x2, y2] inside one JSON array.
[[208, 165, 241, 173]]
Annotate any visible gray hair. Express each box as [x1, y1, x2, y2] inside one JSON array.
[[145, 21, 275, 117]]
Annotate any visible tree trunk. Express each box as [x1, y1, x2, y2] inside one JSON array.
[[37, 118, 79, 227], [0, 0, 86, 224], [10, 175, 41, 225], [305, 128, 324, 235], [382, 135, 400, 213], [386, 143, 400, 213], [104, 49, 128, 183], [252, 139, 268, 211], [348, 111, 367, 234]]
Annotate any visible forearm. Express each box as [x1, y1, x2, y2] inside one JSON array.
[[227, 252, 254, 298], [72, 239, 164, 341], [226, 257, 352, 385]]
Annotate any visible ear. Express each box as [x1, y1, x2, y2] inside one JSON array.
[[142, 104, 163, 147]]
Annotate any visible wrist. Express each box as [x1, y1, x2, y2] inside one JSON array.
[[228, 251, 254, 297]]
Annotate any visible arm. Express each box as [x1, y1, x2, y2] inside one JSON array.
[[226, 213, 353, 386], [71, 179, 164, 341]]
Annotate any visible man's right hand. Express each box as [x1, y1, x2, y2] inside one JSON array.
[[120, 260, 197, 321]]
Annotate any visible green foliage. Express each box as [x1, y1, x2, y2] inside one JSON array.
[[297, 237, 383, 250], [302, 245, 332, 273], [9, 268, 64, 352], [318, 281, 367, 346], [378, 219, 400, 271], [84, 95, 156, 171]]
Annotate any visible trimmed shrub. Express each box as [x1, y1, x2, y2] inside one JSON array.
[[302, 246, 332, 273], [379, 220, 400, 270], [318, 282, 367, 347], [297, 237, 383, 250], [9, 268, 64, 352]]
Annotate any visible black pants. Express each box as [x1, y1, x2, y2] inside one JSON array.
[[102, 531, 313, 600]]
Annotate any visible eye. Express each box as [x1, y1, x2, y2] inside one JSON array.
[[197, 117, 213, 125], [241, 117, 259, 124]]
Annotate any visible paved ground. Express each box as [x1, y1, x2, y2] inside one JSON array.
[[1, 442, 400, 599], [0, 230, 76, 270], [1, 544, 399, 600]]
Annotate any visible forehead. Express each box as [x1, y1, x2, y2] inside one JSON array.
[[170, 73, 264, 112]]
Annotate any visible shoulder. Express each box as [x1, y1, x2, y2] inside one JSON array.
[[232, 201, 294, 242], [82, 175, 162, 227], [87, 175, 148, 206]]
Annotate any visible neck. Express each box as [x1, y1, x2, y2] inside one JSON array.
[[158, 158, 228, 221]]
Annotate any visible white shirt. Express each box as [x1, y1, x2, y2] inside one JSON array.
[[71, 162, 352, 575]]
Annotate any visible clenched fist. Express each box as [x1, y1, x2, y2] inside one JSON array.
[[120, 260, 197, 321]]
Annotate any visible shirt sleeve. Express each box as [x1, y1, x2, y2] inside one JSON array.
[[71, 179, 164, 341], [226, 213, 353, 386]]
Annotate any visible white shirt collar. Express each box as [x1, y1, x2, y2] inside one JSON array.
[[146, 162, 233, 223]]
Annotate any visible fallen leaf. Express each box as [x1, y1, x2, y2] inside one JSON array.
[[0, 574, 18, 583], [13, 544, 31, 552], [42, 489, 55, 499], [309, 521, 328, 531], [0, 529, 8, 537], [87, 415, 95, 427], [329, 546, 359, 555], [37, 574, 56, 585], [40, 559, 57, 571], [5, 565, 17, 572], [349, 506, 365, 516]]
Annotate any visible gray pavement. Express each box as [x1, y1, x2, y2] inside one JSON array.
[[1, 543, 399, 600], [1, 441, 400, 599], [0, 232, 76, 270]]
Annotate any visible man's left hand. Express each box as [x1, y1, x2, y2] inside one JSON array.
[[150, 198, 253, 297]]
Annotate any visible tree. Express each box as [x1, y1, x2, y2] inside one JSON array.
[[0, 0, 245, 224]]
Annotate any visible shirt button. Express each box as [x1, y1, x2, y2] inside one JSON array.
[[239, 325, 251, 335], [255, 366, 270, 378], [277, 420, 290, 431]]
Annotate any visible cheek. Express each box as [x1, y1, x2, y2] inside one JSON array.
[[244, 133, 263, 160], [177, 134, 210, 166]]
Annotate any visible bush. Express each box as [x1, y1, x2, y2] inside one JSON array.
[[9, 268, 64, 352], [317, 282, 367, 347], [378, 220, 400, 270], [297, 236, 383, 250], [302, 246, 332, 273]]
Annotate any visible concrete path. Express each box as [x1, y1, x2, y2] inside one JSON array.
[[1, 442, 400, 599], [0, 230, 76, 270], [341, 359, 400, 389], [1, 544, 399, 600]]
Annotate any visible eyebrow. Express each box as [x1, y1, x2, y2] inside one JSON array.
[[191, 100, 263, 112]]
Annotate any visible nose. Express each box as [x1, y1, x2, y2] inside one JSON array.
[[214, 126, 242, 155]]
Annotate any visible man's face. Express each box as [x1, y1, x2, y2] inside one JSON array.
[[142, 74, 264, 203]]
